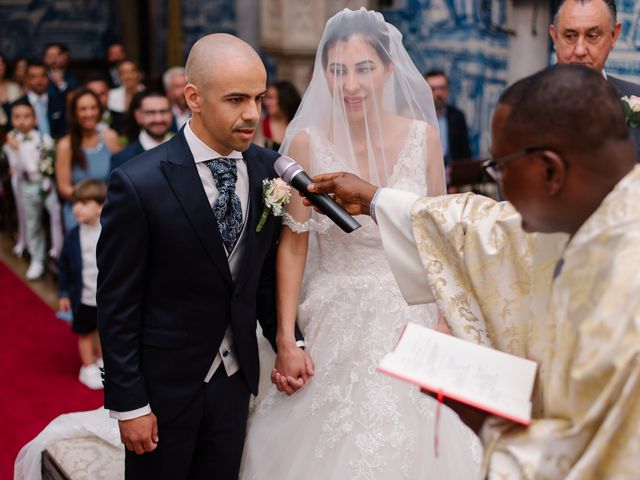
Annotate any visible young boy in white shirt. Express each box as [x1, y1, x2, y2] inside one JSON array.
[[3, 101, 64, 279], [58, 179, 106, 389]]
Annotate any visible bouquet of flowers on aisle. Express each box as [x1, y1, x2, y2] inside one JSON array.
[[256, 178, 291, 232], [621, 95, 640, 128]]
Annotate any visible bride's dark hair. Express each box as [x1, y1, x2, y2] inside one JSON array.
[[320, 10, 392, 68]]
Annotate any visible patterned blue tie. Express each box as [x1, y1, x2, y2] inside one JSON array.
[[205, 158, 243, 254]]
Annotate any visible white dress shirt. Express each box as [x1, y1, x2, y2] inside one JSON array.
[[79, 222, 101, 306], [107, 85, 144, 113], [138, 130, 172, 151], [27, 91, 50, 135], [110, 121, 249, 421], [27, 91, 48, 110], [184, 120, 248, 381]]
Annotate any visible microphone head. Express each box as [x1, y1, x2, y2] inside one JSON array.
[[274, 155, 303, 184]]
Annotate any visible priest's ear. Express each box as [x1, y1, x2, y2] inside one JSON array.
[[540, 150, 566, 196]]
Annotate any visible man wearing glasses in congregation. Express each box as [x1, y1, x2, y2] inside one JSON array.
[[110, 91, 174, 171]]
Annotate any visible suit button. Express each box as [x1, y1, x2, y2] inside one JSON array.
[[222, 350, 229, 357]]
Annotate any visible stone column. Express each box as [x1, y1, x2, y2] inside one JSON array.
[[260, 0, 372, 92], [506, 0, 551, 84]]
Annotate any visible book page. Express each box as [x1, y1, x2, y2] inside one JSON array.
[[378, 323, 537, 424]]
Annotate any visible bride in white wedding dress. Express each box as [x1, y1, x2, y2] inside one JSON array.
[[241, 8, 482, 479]]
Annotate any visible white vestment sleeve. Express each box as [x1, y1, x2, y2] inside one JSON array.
[[375, 188, 435, 305]]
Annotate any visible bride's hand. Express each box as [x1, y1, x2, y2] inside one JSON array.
[[272, 343, 314, 396]]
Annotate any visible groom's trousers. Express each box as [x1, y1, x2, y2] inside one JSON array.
[[124, 367, 251, 480]]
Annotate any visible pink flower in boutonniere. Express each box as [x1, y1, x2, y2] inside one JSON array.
[[256, 178, 291, 232]]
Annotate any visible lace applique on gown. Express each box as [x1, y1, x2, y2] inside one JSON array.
[[241, 121, 483, 480]]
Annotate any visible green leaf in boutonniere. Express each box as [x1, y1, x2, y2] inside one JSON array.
[[256, 178, 292, 232], [621, 95, 640, 128]]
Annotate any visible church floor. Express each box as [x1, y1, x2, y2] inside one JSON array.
[[0, 231, 59, 309]]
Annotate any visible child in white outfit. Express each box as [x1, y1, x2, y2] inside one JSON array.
[[3, 101, 64, 279]]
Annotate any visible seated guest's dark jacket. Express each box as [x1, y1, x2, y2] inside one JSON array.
[[446, 105, 472, 162], [58, 226, 83, 316], [110, 140, 145, 172]]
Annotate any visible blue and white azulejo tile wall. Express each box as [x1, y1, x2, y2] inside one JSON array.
[[383, 0, 510, 157]]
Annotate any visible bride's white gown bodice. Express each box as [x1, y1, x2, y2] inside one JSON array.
[[241, 122, 483, 479]]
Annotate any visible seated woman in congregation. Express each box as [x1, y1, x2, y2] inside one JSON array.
[[254, 80, 301, 151], [55, 88, 121, 230]]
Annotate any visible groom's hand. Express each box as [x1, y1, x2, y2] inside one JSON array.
[[119, 412, 159, 454], [272, 344, 314, 396], [306, 172, 379, 216]]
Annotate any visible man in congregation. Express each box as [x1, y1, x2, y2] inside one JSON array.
[[11, 61, 66, 139], [307, 64, 640, 479], [97, 33, 308, 479], [105, 42, 127, 88], [43, 42, 78, 95], [163, 66, 191, 132], [551, 0, 640, 158], [424, 69, 472, 164], [110, 91, 173, 171]]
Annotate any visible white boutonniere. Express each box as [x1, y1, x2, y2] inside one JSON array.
[[621, 95, 640, 128], [256, 178, 291, 232]]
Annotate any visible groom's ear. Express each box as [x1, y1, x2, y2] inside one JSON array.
[[184, 83, 201, 113]]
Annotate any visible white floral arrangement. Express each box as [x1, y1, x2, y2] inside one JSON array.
[[39, 144, 56, 178], [38, 138, 56, 194], [621, 95, 640, 128], [256, 178, 291, 232]]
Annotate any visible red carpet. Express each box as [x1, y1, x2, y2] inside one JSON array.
[[0, 261, 103, 479]]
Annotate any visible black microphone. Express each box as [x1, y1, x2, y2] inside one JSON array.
[[274, 156, 361, 233]]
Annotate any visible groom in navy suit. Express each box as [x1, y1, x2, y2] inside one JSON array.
[[97, 34, 310, 479]]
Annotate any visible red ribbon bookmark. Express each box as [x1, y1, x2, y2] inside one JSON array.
[[434, 389, 444, 458]]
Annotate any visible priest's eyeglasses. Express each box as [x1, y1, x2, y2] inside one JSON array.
[[481, 147, 546, 183]]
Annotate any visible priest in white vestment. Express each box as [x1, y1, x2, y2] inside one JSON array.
[[303, 65, 640, 479]]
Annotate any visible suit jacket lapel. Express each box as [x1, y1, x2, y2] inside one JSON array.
[[234, 148, 266, 292], [160, 132, 233, 285]]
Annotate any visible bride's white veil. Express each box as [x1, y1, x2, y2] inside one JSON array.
[[280, 7, 444, 203]]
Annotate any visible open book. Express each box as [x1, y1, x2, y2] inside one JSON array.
[[378, 323, 538, 425]]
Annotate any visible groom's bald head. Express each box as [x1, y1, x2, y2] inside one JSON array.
[[185, 33, 264, 89], [183, 33, 267, 155]]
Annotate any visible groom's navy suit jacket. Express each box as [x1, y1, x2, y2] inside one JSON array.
[[97, 130, 285, 423]]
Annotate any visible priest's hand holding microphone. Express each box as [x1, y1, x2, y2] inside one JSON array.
[[274, 156, 378, 223]]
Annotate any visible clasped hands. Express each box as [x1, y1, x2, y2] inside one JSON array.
[[269, 172, 373, 396], [271, 339, 314, 395]]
